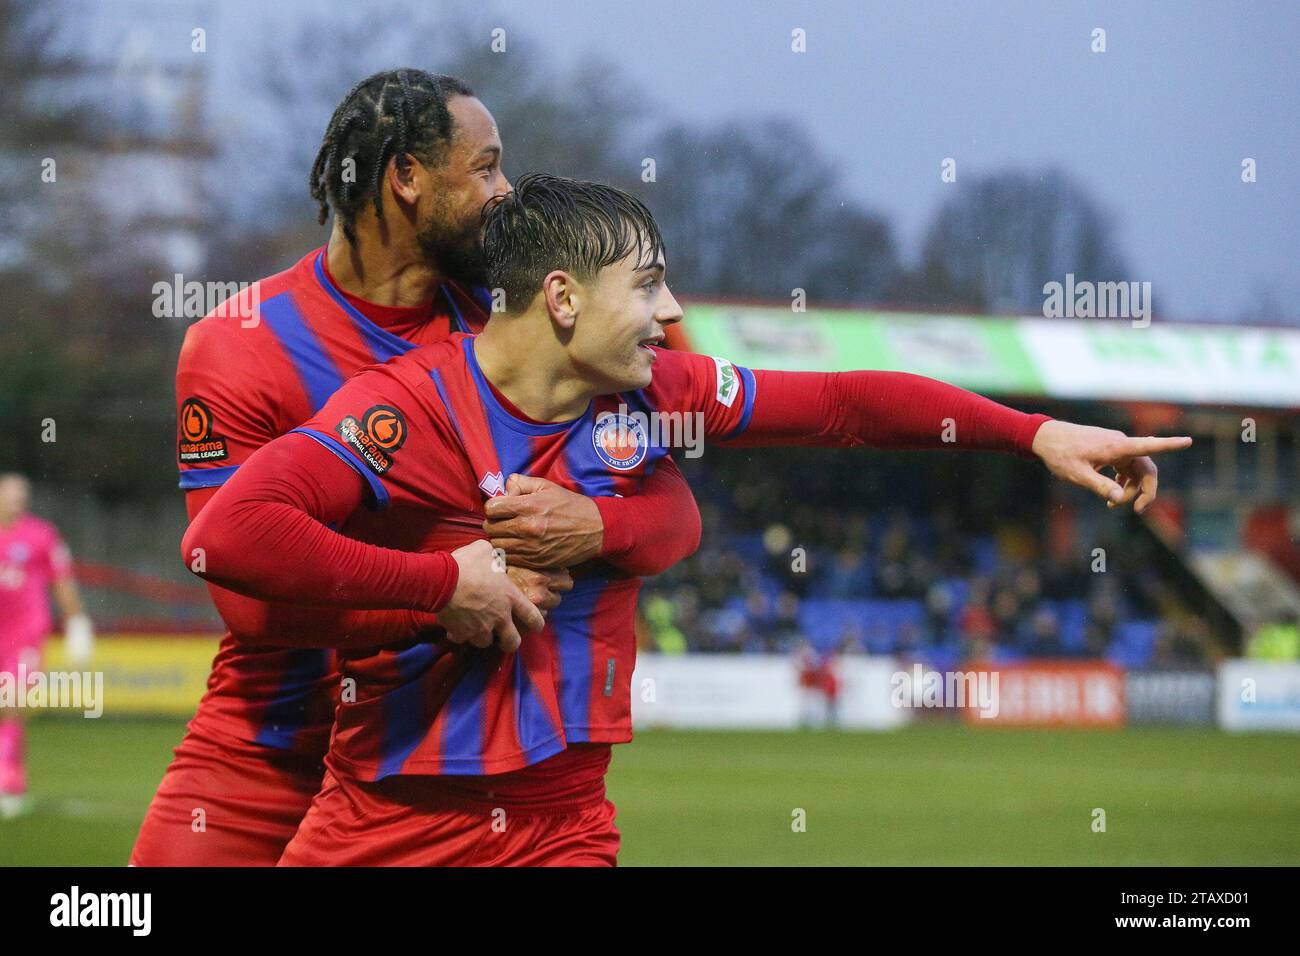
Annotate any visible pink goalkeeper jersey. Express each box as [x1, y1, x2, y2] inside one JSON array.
[[0, 515, 72, 647]]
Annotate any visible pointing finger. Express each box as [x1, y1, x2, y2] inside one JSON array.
[[1121, 435, 1192, 458]]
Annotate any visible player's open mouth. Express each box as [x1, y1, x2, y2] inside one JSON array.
[[638, 336, 663, 355]]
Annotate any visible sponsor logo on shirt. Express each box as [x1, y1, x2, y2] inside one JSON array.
[[361, 405, 407, 452], [713, 357, 738, 408], [478, 471, 506, 497], [178, 397, 229, 463], [592, 412, 648, 471], [336, 405, 406, 475]]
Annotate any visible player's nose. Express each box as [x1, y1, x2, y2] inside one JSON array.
[[657, 284, 684, 327]]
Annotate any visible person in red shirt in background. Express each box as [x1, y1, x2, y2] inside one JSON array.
[[0, 473, 94, 820], [130, 71, 701, 865], [795, 640, 843, 729]]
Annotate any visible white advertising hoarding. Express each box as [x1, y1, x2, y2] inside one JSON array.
[[1017, 320, 1300, 408], [1216, 660, 1300, 732], [631, 654, 908, 730]]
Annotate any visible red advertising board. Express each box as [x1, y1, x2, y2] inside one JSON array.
[[961, 662, 1127, 727]]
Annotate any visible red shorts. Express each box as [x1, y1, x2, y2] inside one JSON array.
[[279, 768, 621, 867], [130, 729, 324, 866]]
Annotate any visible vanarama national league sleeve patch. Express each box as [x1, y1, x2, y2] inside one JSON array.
[[335, 405, 407, 475], [178, 397, 229, 463], [712, 356, 739, 408]]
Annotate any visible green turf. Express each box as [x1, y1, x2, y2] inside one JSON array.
[[2, 719, 1297, 865]]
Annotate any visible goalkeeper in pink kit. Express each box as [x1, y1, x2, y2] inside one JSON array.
[[0, 473, 94, 819]]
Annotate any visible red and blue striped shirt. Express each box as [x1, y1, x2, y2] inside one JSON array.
[[176, 247, 490, 755], [292, 334, 755, 778]]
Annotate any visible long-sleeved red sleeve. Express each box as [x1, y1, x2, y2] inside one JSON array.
[[594, 454, 701, 576], [729, 369, 1051, 456], [186, 486, 442, 648], [182, 433, 459, 614]]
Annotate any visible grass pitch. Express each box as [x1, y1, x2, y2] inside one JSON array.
[[3, 719, 1296, 866]]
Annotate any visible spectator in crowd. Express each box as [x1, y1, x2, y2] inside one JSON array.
[[958, 577, 997, 658], [1149, 613, 1207, 664], [1085, 591, 1120, 655], [769, 590, 803, 654], [990, 587, 1022, 649], [820, 547, 872, 599], [741, 591, 775, 653], [762, 523, 808, 597], [641, 594, 687, 655], [922, 581, 956, 647], [1019, 605, 1063, 657], [873, 522, 912, 599], [638, 454, 1204, 666], [1246, 611, 1300, 660]]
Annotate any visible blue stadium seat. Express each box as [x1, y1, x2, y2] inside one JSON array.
[[730, 533, 769, 566], [756, 573, 783, 601], [971, 536, 999, 575], [797, 599, 861, 651], [1106, 620, 1159, 668], [724, 594, 751, 617], [988, 644, 1027, 664], [908, 645, 963, 672], [1057, 599, 1089, 651], [796, 598, 927, 653], [940, 577, 970, 621]]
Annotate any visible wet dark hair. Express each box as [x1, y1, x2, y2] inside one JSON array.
[[309, 69, 474, 246], [482, 173, 665, 313]]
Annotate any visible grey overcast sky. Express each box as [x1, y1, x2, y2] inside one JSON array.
[[199, 0, 1299, 322], [491, 0, 1299, 323]]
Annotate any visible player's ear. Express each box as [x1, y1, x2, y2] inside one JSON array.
[[386, 152, 422, 208], [542, 270, 578, 331]]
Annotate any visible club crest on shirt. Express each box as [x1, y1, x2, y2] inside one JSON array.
[[592, 412, 648, 471], [178, 397, 229, 463], [336, 405, 407, 475]]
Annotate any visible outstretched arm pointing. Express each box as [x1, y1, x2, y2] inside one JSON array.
[[1030, 421, 1192, 513]]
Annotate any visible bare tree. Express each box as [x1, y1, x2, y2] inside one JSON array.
[[901, 168, 1130, 313], [638, 118, 900, 303]]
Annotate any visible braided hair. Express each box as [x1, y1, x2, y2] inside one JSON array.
[[309, 69, 474, 246]]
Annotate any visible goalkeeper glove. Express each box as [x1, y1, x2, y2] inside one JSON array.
[[64, 613, 95, 666]]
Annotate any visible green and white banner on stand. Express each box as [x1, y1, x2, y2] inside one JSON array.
[[682, 304, 1300, 409]]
